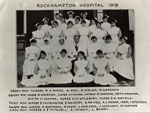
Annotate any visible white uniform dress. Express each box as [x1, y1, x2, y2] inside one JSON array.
[[63, 28, 76, 46], [41, 24, 52, 34], [49, 27, 62, 47], [78, 26, 90, 48], [50, 56, 73, 84], [73, 59, 94, 83], [108, 26, 121, 45], [59, 23, 67, 31], [21, 59, 51, 87], [92, 28, 107, 45], [101, 22, 111, 31], [87, 41, 101, 72], [101, 42, 118, 71], [93, 57, 117, 85], [73, 24, 82, 31], [21, 46, 40, 85], [89, 25, 97, 34], [32, 30, 45, 47], [114, 43, 134, 80]]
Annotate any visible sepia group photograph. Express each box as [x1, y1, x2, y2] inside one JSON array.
[[16, 9, 135, 88]]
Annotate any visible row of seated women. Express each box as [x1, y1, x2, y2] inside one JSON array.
[[21, 34, 135, 87]]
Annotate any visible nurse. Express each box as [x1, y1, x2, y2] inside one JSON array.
[[78, 20, 90, 49], [101, 35, 118, 71], [32, 23, 45, 47], [21, 39, 40, 85], [113, 36, 135, 81], [49, 20, 62, 47], [59, 17, 67, 31], [93, 50, 117, 85], [21, 51, 52, 87], [92, 22, 107, 45], [40, 38, 53, 60], [62, 21, 77, 46], [41, 17, 52, 34], [87, 36, 101, 72], [73, 51, 94, 83], [50, 49, 73, 84], [73, 16, 82, 31], [54, 13, 61, 26], [108, 19, 122, 45], [66, 11, 75, 25], [81, 12, 90, 27], [101, 15, 111, 31], [89, 18, 97, 34]]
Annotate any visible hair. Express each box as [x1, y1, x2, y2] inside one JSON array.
[[81, 20, 86, 24], [96, 49, 103, 55], [44, 39, 49, 42], [30, 39, 36, 43], [119, 35, 127, 41], [55, 13, 61, 16], [78, 51, 86, 60], [91, 36, 97, 40], [67, 21, 73, 26], [111, 19, 117, 24], [74, 34, 80, 39], [96, 22, 102, 26], [52, 20, 58, 25], [105, 35, 112, 40], [38, 50, 47, 60], [75, 17, 80, 21], [60, 49, 67, 54], [90, 18, 97, 25]]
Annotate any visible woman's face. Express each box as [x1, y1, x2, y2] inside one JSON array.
[[37, 25, 42, 30], [44, 20, 48, 24], [78, 53, 84, 60], [55, 14, 60, 20], [75, 19, 80, 24], [67, 23, 73, 28], [61, 18, 65, 23], [97, 53, 103, 58], [40, 53, 46, 59], [120, 38, 126, 44], [82, 14, 87, 19], [91, 38, 97, 43], [91, 20, 96, 25], [81, 23, 86, 27], [61, 52, 66, 58], [96, 23, 101, 29], [103, 18, 108, 22], [69, 14, 73, 18], [53, 22, 58, 28], [59, 39, 65, 45], [111, 22, 116, 27]]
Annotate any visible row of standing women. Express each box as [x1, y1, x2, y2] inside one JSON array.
[[21, 11, 135, 87]]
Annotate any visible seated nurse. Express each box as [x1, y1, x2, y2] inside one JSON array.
[[50, 49, 73, 84], [73, 51, 94, 83]]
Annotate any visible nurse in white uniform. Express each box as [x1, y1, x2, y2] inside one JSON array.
[[21, 51, 52, 87], [41, 17, 52, 35], [73, 16, 82, 31], [93, 50, 117, 85], [81, 12, 90, 27], [66, 11, 75, 25], [114, 36, 134, 80], [62, 21, 77, 46], [89, 18, 97, 34], [54, 13, 61, 26], [101, 35, 118, 71], [78, 20, 90, 49], [108, 19, 122, 45], [49, 20, 62, 47], [50, 49, 73, 84], [101, 15, 111, 31], [32, 23, 45, 47], [59, 17, 67, 31], [92, 22, 107, 45], [73, 51, 94, 83], [40, 38, 53, 60], [21, 39, 40, 86], [87, 36, 101, 72]]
